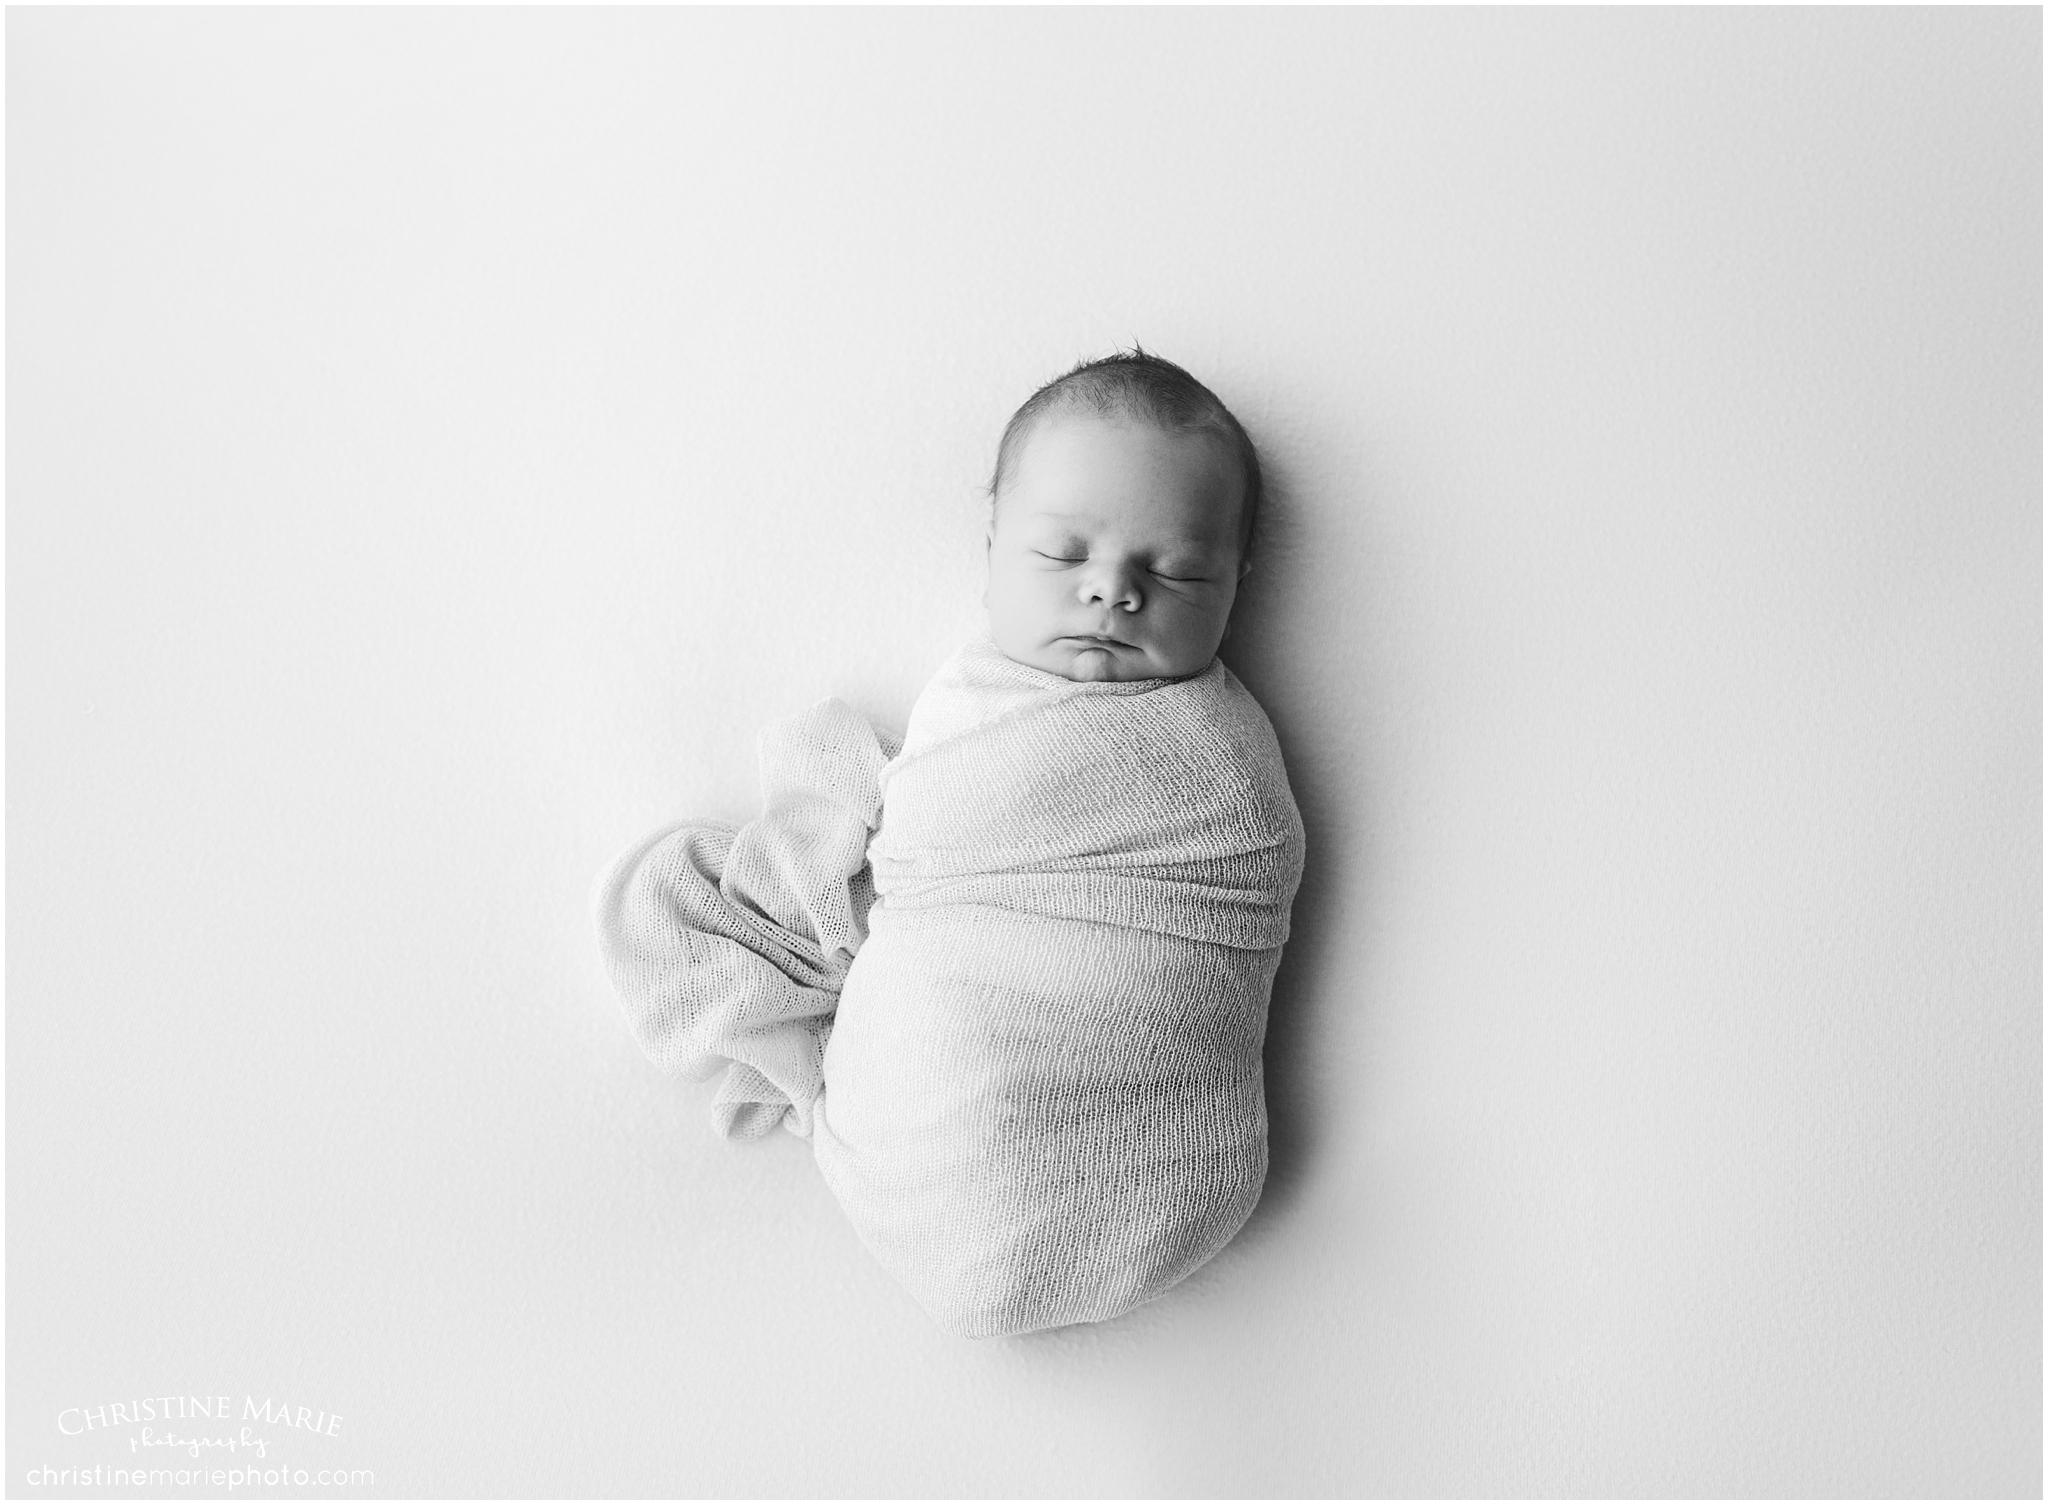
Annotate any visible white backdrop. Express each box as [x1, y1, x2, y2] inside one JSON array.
[[9, 8, 2039, 1498]]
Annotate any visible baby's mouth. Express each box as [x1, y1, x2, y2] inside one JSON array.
[[1063, 633, 1129, 649]]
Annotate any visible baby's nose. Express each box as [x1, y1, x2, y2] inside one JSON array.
[[1080, 564, 1142, 612]]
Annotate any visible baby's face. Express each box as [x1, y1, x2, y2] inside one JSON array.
[[984, 414, 1248, 683]]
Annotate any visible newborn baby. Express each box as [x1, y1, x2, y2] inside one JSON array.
[[594, 351, 1305, 1336]]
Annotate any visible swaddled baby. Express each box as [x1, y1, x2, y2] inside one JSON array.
[[594, 351, 1304, 1336]]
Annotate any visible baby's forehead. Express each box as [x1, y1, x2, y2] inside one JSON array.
[[1005, 415, 1245, 534]]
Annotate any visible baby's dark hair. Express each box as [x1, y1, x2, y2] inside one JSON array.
[[987, 347, 1264, 556]]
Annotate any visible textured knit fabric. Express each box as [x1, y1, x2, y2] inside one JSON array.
[[592, 635, 1305, 1336]]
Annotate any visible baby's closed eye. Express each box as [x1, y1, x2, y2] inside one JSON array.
[[1030, 549, 1210, 584]]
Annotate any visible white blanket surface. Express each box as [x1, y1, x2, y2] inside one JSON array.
[[594, 635, 1305, 1336]]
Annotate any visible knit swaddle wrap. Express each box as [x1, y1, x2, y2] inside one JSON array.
[[817, 637, 1305, 1337], [594, 636, 1304, 1336]]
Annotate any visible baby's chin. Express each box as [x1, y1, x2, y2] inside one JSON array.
[[1065, 644, 1124, 682], [999, 632, 1205, 684]]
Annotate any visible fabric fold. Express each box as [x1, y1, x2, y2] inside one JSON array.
[[591, 699, 891, 1140]]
